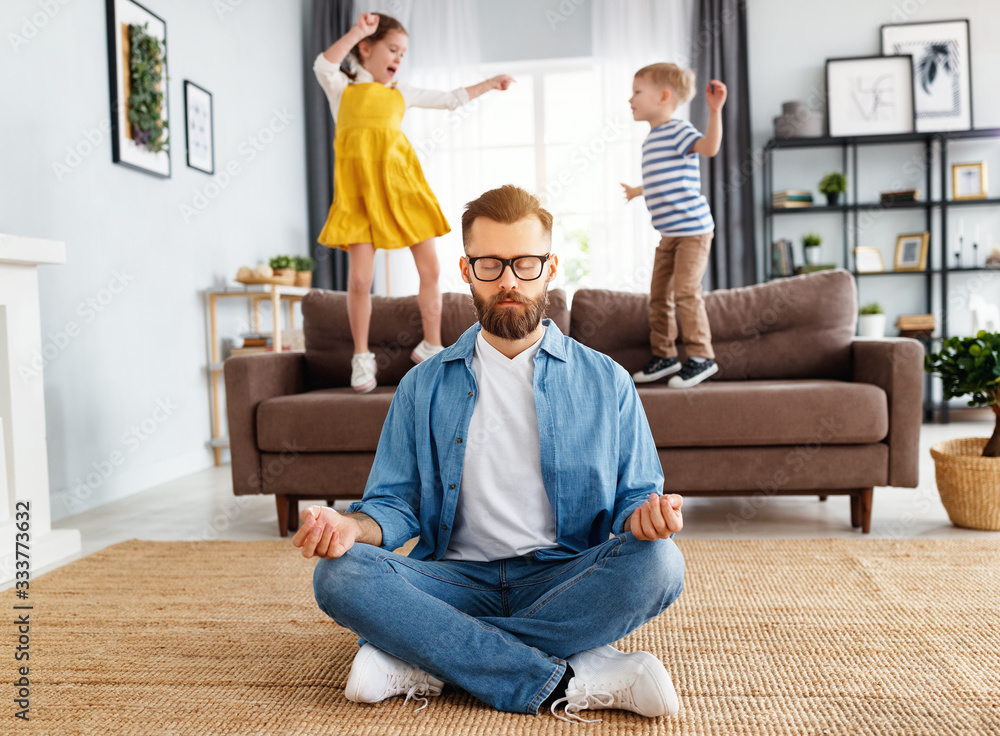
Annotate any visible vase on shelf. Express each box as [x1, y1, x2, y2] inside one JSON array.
[[858, 314, 886, 338]]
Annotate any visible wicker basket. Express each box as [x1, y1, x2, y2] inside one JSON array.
[[930, 438, 1000, 531]]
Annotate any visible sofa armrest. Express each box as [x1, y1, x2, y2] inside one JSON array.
[[851, 338, 924, 487], [224, 353, 305, 496]]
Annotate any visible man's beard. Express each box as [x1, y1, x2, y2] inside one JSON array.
[[471, 283, 549, 341]]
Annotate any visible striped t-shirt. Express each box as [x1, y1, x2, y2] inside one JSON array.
[[641, 119, 714, 236]]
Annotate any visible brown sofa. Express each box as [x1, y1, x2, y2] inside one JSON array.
[[225, 269, 923, 537]]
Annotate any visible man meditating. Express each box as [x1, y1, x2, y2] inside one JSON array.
[[293, 185, 685, 722]]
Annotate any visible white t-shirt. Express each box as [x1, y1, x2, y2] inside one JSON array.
[[312, 54, 471, 123], [442, 328, 559, 562]]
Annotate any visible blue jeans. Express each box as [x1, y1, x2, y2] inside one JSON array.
[[312, 532, 684, 714]]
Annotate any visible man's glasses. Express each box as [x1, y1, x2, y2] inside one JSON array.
[[466, 254, 551, 282]]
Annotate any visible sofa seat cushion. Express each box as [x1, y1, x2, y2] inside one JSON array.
[[638, 380, 887, 447], [257, 387, 396, 453]]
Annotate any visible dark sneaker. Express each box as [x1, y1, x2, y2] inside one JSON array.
[[632, 355, 681, 383], [667, 358, 718, 388]]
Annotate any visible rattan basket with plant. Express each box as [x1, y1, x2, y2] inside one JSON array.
[[925, 331, 1000, 530]]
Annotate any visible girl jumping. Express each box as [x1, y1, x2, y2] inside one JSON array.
[[314, 11, 513, 392]]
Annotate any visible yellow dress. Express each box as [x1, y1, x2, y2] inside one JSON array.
[[318, 82, 451, 251]]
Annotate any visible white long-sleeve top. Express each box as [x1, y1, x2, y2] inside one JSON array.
[[313, 53, 471, 123]]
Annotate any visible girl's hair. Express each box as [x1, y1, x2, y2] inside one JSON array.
[[342, 13, 408, 80], [461, 185, 553, 253], [636, 63, 696, 105]]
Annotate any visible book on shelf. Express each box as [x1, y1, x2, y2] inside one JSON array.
[[228, 345, 297, 357], [895, 314, 935, 331], [795, 263, 837, 274], [772, 189, 814, 209], [880, 189, 922, 204], [770, 239, 796, 276]]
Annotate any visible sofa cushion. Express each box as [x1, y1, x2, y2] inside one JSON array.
[[303, 289, 570, 389], [257, 387, 395, 452], [570, 269, 857, 380], [637, 380, 888, 447]]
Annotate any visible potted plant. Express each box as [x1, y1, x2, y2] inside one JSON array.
[[802, 233, 822, 265], [293, 256, 315, 287], [269, 255, 295, 284], [924, 331, 1000, 529], [857, 302, 885, 337], [819, 171, 846, 206]]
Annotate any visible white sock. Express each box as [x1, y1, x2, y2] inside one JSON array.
[[690, 356, 707, 363]]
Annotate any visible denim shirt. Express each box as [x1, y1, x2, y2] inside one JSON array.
[[347, 319, 664, 561]]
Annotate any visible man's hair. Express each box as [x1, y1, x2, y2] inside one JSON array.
[[461, 185, 554, 253], [635, 63, 696, 105]]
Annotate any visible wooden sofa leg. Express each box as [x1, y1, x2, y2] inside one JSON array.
[[859, 488, 873, 534], [850, 493, 861, 529], [276, 494, 290, 538], [287, 497, 300, 533], [818, 495, 828, 502]]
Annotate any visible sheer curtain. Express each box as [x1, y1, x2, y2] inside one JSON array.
[[589, 0, 694, 294]]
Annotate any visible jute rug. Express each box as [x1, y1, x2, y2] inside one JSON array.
[[14, 538, 1000, 735]]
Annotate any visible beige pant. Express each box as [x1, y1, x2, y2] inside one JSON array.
[[649, 231, 715, 360]]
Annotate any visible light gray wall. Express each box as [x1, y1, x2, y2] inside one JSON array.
[[478, 0, 592, 62], [1, 0, 310, 520], [747, 0, 1000, 342]]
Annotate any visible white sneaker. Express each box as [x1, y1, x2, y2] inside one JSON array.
[[551, 645, 679, 722], [345, 643, 444, 711], [411, 340, 444, 364], [350, 352, 377, 393]]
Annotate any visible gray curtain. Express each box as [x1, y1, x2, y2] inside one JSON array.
[[305, 0, 352, 291], [689, 0, 756, 289]]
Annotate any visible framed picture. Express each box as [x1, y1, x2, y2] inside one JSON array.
[[881, 19, 973, 133], [184, 81, 214, 174], [853, 247, 886, 274], [952, 162, 988, 200], [826, 55, 915, 137], [893, 232, 929, 272], [105, 0, 170, 178]]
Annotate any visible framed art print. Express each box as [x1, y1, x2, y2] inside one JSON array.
[[893, 232, 929, 272], [854, 247, 886, 274], [881, 19, 973, 133], [952, 162, 988, 200], [184, 81, 214, 174], [105, 0, 170, 177], [826, 55, 915, 138]]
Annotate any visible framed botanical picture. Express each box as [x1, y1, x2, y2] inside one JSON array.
[[105, 0, 170, 177], [881, 19, 973, 133], [826, 55, 916, 137], [184, 81, 214, 174], [952, 162, 988, 200], [853, 247, 886, 274], [893, 232, 929, 272]]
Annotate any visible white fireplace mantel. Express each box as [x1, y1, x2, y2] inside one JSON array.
[[1, 234, 81, 586]]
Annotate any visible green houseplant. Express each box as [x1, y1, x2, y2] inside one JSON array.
[[818, 171, 846, 206], [857, 302, 885, 338], [802, 233, 821, 265], [924, 331, 1000, 529], [127, 23, 169, 153], [293, 256, 315, 287], [269, 255, 295, 283]]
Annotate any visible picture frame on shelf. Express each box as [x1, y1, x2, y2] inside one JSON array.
[[952, 162, 988, 200], [184, 81, 214, 174], [893, 232, 929, 272], [105, 0, 170, 178], [853, 247, 886, 274], [880, 19, 973, 133], [825, 55, 915, 138]]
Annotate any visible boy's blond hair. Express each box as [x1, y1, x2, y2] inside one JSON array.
[[635, 63, 696, 105]]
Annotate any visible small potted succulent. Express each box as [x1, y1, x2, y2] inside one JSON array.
[[925, 331, 1000, 529], [269, 255, 295, 284], [857, 302, 885, 337], [819, 171, 847, 206], [802, 233, 822, 265], [294, 256, 315, 287]]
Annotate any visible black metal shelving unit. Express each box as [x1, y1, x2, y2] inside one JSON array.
[[762, 127, 1000, 423]]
